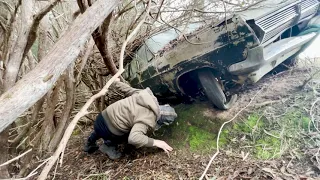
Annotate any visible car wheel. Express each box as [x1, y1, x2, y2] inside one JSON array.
[[197, 69, 237, 110]]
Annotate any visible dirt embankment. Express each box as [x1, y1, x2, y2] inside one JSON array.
[[53, 65, 320, 180]]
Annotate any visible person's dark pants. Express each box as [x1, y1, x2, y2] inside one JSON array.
[[87, 113, 126, 146]]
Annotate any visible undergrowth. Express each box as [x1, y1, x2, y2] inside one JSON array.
[[155, 91, 314, 161], [154, 102, 227, 153]]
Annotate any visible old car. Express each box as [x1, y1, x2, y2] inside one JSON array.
[[124, 0, 320, 110]]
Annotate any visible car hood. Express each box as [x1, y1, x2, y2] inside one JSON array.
[[238, 0, 299, 20]]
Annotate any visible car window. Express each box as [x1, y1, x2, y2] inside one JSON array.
[[129, 59, 138, 79], [136, 42, 154, 63], [144, 23, 203, 54], [123, 64, 129, 80], [127, 22, 204, 78]]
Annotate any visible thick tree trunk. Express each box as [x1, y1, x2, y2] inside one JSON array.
[[0, 1, 34, 177], [0, 0, 120, 133]]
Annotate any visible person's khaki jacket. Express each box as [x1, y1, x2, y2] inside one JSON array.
[[101, 81, 160, 148]]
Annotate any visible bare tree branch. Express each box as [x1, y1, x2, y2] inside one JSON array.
[[0, 0, 120, 133], [37, 1, 151, 179], [77, 0, 118, 75], [23, 0, 61, 60], [0, 149, 32, 167]]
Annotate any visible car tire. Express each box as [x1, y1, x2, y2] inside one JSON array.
[[197, 69, 237, 110]]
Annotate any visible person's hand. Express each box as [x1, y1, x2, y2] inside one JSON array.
[[153, 139, 173, 155]]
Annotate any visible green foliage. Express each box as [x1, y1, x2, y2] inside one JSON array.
[[154, 101, 311, 158], [233, 109, 311, 160], [233, 113, 263, 133], [154, 103, 227, 153], [255, 135, 281, 159], [72, 128, 80, 136], [282, 111, 311, 132], [188, 126, 216, 151]]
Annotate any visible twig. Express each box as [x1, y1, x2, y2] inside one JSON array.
[[52, 159, 59, 180], [160, 0, 265, 14], [300, 70, 320, 89], [251, 100, 281, 108], [16, 136, 28, 149], [36, 1, 152, 179], [159, 13, 212, 45], [309, 98, 320, 133], [0, 149, 32, 167], [199, 88, 263, 180], [263, 129, 280, 139], [4, 158, 51, 180]]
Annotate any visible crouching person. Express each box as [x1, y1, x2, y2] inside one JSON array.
[[84, 78, 177, 160]]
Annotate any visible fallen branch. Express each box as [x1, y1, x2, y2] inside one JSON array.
[[36, 1, 151, 179], [199, 88, 263, 180], [0, 149, 32, 167]]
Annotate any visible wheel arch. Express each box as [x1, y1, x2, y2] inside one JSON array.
[[175, 66, 219, 96]]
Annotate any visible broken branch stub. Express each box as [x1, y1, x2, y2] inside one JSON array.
[[0, 0, 121, 133]]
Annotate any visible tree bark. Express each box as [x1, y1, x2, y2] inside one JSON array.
[[0, 0, 121, 133], [10, 9, 50, 148], [0, 1, 34, 177], [75, 38, 95, 85], [95, 13, 118, 75], [3, 0, 34, 91], [39, 78, 63, 151], [48, 66, 75, 151], [77, 0, 118, 75], [0, 128, 10, 178]]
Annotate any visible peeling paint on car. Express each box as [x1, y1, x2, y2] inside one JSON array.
[[125, 17, 259, 96], [125, 0, 318, 99]]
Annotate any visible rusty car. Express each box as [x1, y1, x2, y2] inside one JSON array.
[[124, 0, 320, 110]]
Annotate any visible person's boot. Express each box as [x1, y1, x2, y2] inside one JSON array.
[[84, 141, 99, 154], [99, 144, 122, 160]]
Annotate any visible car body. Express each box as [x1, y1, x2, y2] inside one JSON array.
[[124, 0, 320, 109]]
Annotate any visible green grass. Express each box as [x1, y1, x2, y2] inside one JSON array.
[[232, 109, 311, 160], [255, 136, 281, 159], [233, 113, 263, 133], [154, 101, 312, 158], [154, 103, 227, 153]]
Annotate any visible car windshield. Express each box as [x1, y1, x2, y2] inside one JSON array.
[[135, 23, 203, 62]]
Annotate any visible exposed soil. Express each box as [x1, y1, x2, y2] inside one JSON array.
[[50, 66, 320, 180]]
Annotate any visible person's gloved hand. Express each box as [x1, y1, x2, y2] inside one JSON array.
[[153, 139, 173, 156]]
